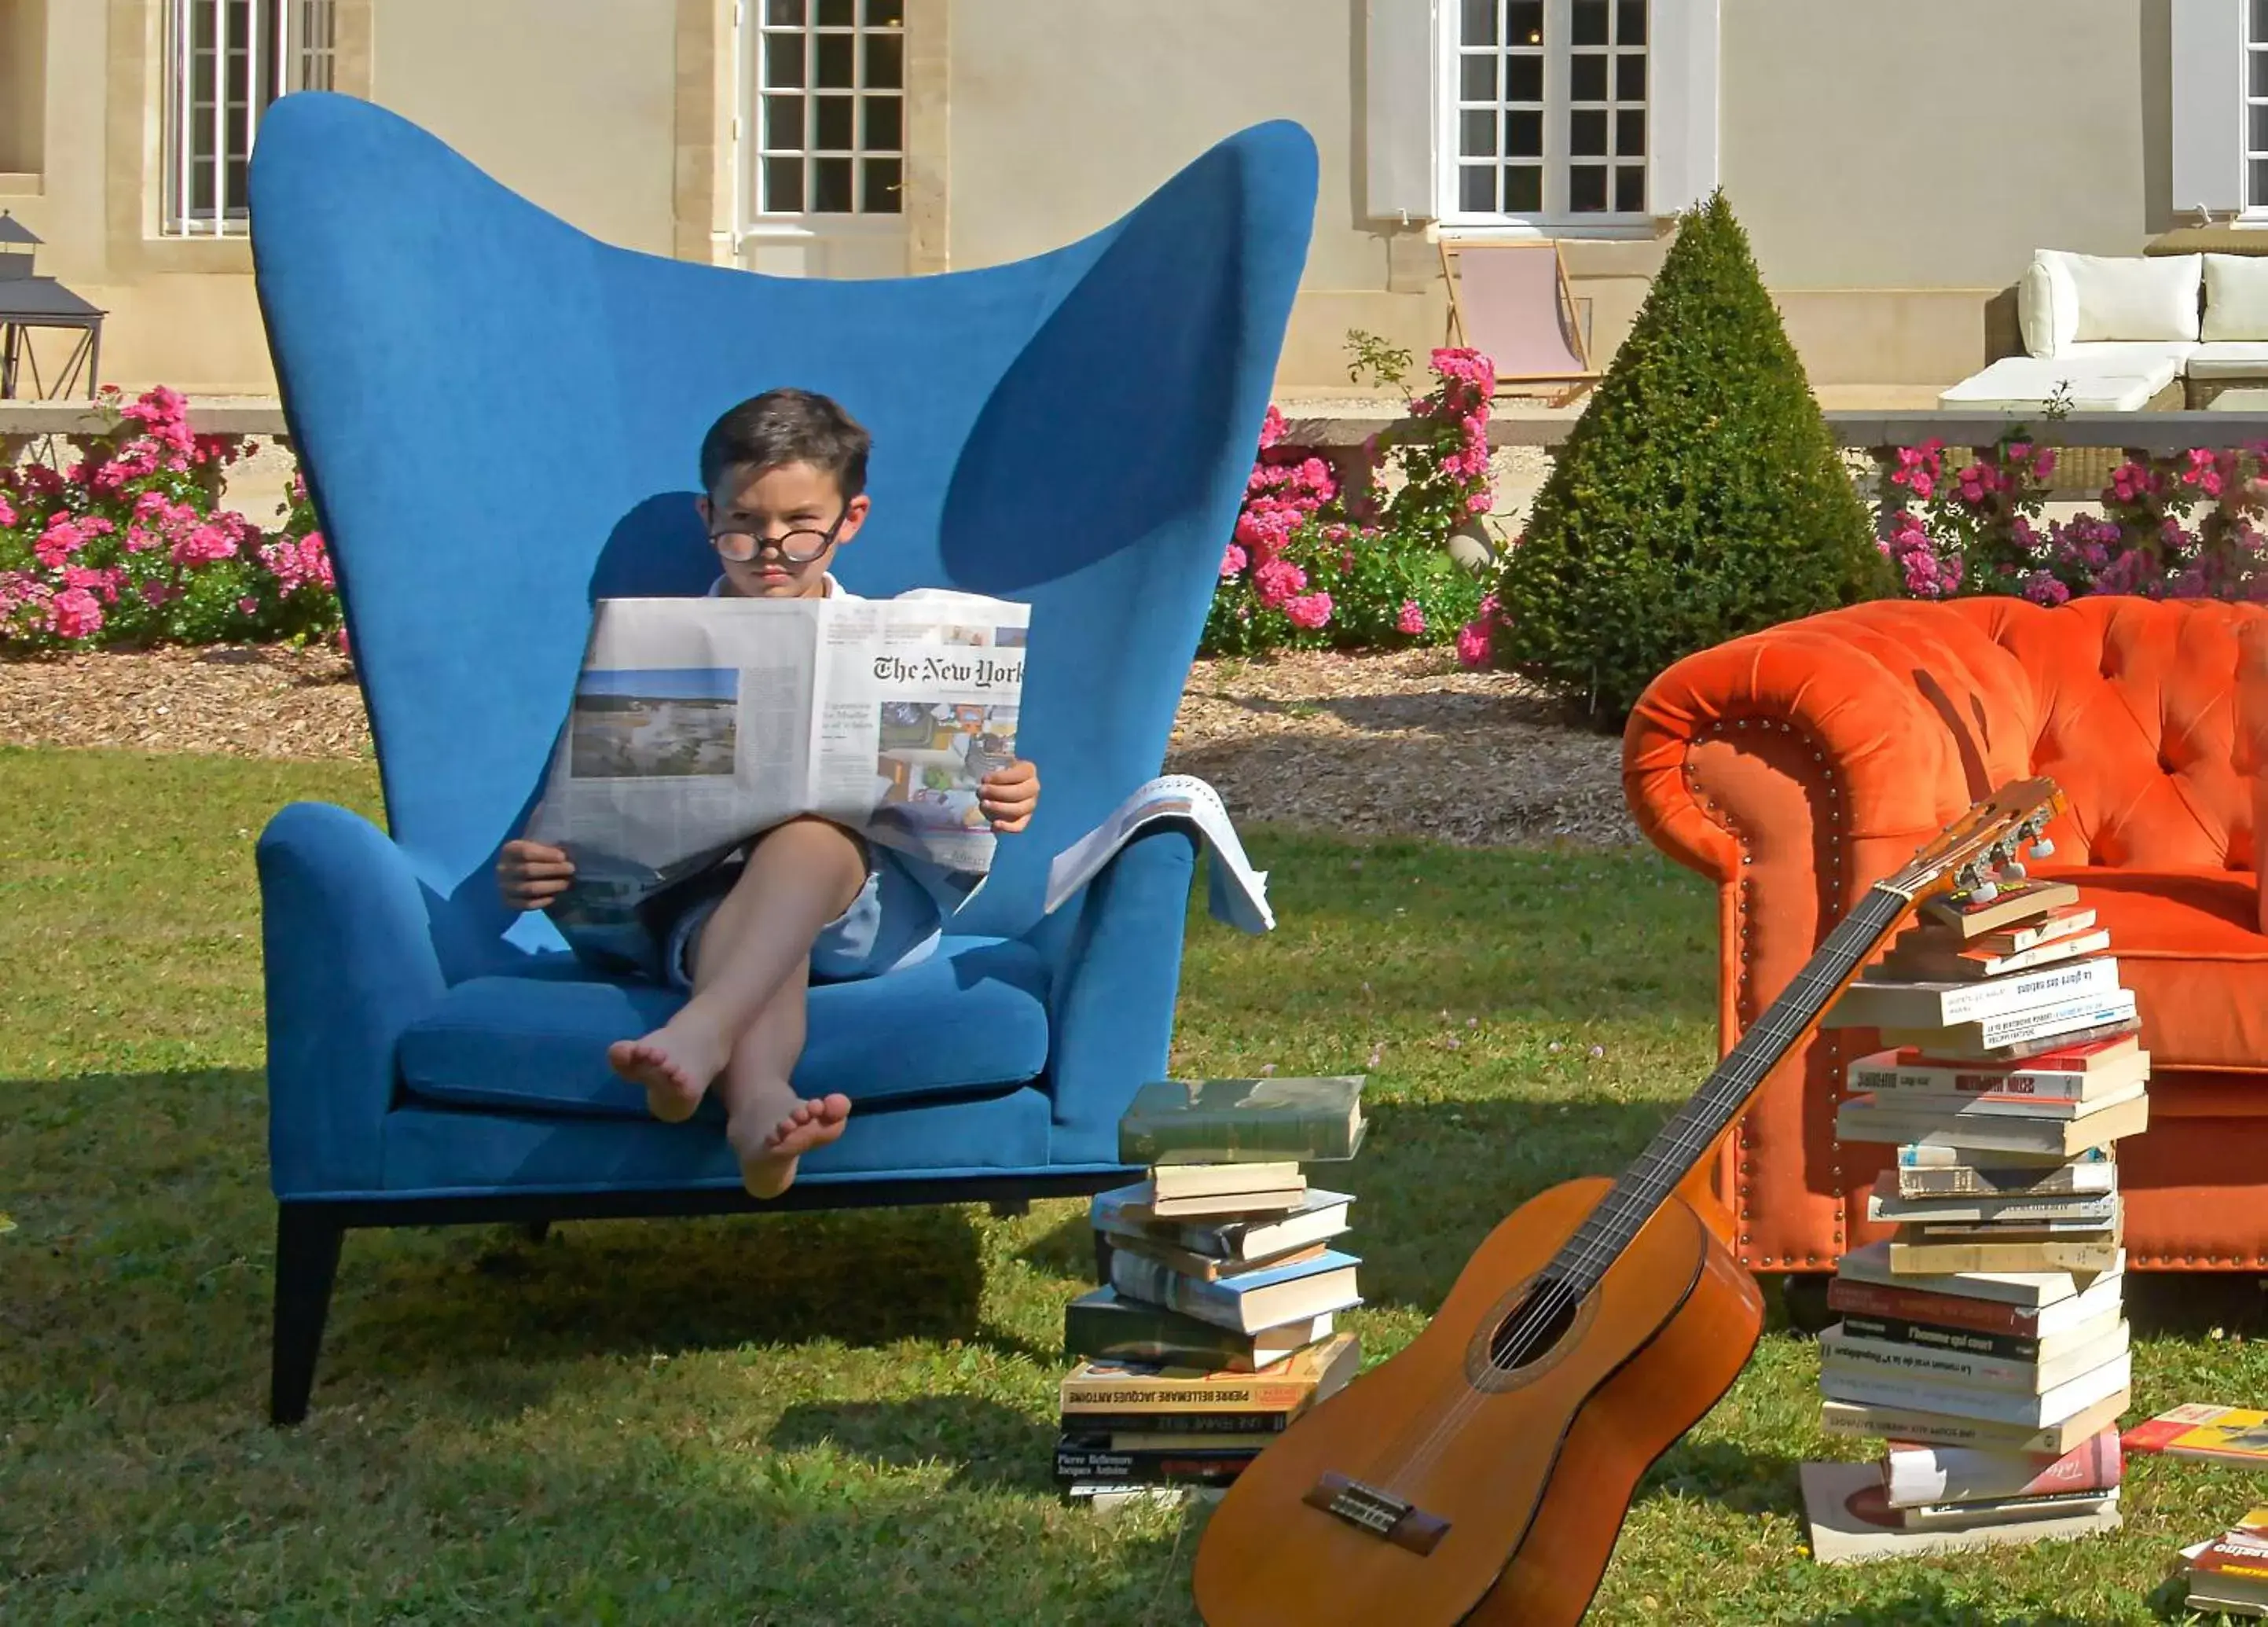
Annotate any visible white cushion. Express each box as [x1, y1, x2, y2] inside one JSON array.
[[2019, 257, 2073, 356], [1937, 355, 2178, 413], [2187, 341, 2268, 377], [2036, 250, 2202, 343], [2204, 254, 2268, 341], [2056, 340, 2200, 366]]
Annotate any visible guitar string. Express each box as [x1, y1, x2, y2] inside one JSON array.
[[1363, 885, 1916, 1499]]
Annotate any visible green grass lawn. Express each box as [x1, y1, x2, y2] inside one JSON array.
[[6, 746, 2268, 1624]]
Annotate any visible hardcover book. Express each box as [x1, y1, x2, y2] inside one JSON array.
[[1060, 1286, 1330, 1372], [1147, 1162, 1306, 1202], [1897, 1142, 2112, 1170], [1837, 1091, 2147, 1158], [1849, 1081, 2145, 1125], [1090, 1185, 1354, 1264], [1893, 1159, 2117, 1199], [1052, 1440, 1258, 1486], [1847, 1036, 2147, 1102], [1106, 1247, 1362, 1335], [1885, 1230, 2124, 1277], [1117, 1076, 1367, 1165], [1059, 1331, 1361, 1413], [1827, 1259, 2126, 1340]]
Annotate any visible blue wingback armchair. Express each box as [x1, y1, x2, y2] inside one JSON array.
[[247, 94, 1316, 1423]]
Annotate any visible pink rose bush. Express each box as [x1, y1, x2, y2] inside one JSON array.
[[1880, 432, 2268, 605], [0, 386, 340, 652], [1205, 342, 1495, 655]]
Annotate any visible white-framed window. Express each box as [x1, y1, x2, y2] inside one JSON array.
[[1439, 0, 1650, 228], [163, 0, 334, 237], [2247, 0, 2268, 215], [750, 0, 904, 219]]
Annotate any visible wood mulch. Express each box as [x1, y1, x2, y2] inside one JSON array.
[[0, 644, 1642, 847]]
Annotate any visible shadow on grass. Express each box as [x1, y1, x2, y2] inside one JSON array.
[[769, 1395, 1059, 1493], [1800, 1585, 2119, 1627], [1635, 1436, 1804, 1519]]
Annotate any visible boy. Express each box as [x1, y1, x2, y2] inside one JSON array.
[[497, 390, 1041, 1198]]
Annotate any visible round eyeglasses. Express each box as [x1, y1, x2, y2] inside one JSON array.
[[709, 509, 847, 565]]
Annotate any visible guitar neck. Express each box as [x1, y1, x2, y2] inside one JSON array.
[[1550, 882, 1914, 1289]]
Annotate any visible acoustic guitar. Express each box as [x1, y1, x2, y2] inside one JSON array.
[[1193, 777, 2068, 1626]]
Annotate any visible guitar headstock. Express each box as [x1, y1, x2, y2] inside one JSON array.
[[1879, 777, 2068, 902]]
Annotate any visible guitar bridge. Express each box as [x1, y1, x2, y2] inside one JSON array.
[[1301, 1471, 1451, 1555]]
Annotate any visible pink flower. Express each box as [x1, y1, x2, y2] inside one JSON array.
[[49, 586, 104, 641], [1253, 557, 1308, 608], [237, 596, 260, 615], [1455, 619, 1492, 667], [1219, 543, 1247, 578], [2020, 570, 2071, 607], [1283, 591, 1333, 630], [1257, 403, 1288, 452], [1396, 600, 1426, 637], [0, 493, 15, 528], [140, 580, 175, 608]]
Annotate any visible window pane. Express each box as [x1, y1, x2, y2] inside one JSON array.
[[1507, 0, 1543, 45], [864, 94, 902, 152], [226, 47, 250, 105], [765, 34, 806, 88], [1506, 109, 1543, 157], [813, 155, 853, 211], [1617, 108, 1646, 156], [1457, 108, 1495, 158], [864, 0, 905, 24], [864, 31, 904, 89], [763, 94, 804, 149], [1617, 0, 1646, 44], [1570, 108, 1608, 156], [763, 155, 803, 212], [817, 0, 854, 24], [226, 158, 249, 210], [1506, 54, 1543, 101], [2255, 0, 2268, 42], [1573, 0, 1609, 46], [1615, 163, 1646, 212], [2255, 156, 2268, 208], [191, 160, 215, 215], [193, 0, 215, 48], [1570, 163, 1609, 211], [193, 50, 215, 104], [1461, 164, 1497, 213], [2252, 101, 2268, 153], [1571, 53, 1606, 101], [863, 156, 902, 212], [2254, 49, 2268, 97], [814, 94, 853, 150], [1459, 53, 1496, 101], [1504, 164, 1543, 212], [816, 32, 854, 86], [765, 0, 804, 23], [1462, 0, 1497, 46]]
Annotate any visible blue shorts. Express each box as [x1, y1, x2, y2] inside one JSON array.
[[659, 842, 945, 990]]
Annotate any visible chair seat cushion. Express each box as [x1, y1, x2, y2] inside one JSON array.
[[2185, 341, 2268, 378], [2039, 869, 2268, 1074], [1936, 354, 2182, 412], [396, 935, 1054, 1118]]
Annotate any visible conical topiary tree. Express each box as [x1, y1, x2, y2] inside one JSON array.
[[1490, 190, 1887, 727]]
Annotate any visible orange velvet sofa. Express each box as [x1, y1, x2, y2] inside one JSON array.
[[1625, 597, 2268, 1291]]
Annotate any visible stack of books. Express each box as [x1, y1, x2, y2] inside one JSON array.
[[1055, 1075, 1367, 1506], [1802, 875, 2145, 1554], [2173, 1506, 2268, 1618]]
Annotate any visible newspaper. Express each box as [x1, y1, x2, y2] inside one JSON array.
[[1046, 774, 1275, 934], [528, 592, 1026, 970]]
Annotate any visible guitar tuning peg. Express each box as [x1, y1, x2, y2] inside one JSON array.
[[2029, 837, 2055, 860], [1969, 878, 1999, 904], [1998, 859, 2028, 883]]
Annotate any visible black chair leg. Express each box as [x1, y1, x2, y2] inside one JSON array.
[[270, 1205, 344, 1427], [987, 1200, 1030, 1220]]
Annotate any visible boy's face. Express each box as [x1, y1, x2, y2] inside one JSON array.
[[699, 459, 869, 599]]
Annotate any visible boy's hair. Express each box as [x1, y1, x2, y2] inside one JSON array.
[[699, 388, 872, 501]]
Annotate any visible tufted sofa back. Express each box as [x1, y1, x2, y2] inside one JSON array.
[[1878, 597, 2268, 871]]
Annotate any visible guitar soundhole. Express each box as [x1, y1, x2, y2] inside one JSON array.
[[1462, 1273, 1595, 1394], [1488, 1276, 1580, 1370]]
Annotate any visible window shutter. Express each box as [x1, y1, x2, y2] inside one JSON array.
[[2174, 0, 2244, 215], [1646, 0, 1719, 217], [1364, 0, 1436, 221]]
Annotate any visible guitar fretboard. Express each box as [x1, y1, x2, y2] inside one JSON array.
[[1545, 883, 1911, 1295]]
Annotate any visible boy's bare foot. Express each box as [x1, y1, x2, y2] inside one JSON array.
[[730, 1093, 853, 1199], [607, 1019, 731, 1122]]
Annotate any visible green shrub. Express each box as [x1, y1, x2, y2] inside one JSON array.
[[1489, 190, 1887, 726]]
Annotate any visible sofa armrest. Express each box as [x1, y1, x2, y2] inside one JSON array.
[[259, 800, 450, 1198], [2244, 620, 2268, 935], [1623, 601, 2037, 1269], [1039, 824, 1200, 1163]]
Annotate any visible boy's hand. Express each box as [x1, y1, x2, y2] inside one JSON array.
[[498, 839, 575, 911], [978, 760, 1040, 835]]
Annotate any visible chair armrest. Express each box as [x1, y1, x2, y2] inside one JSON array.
[[258, 800, 450, 1198], [1039, 824, 1200, 1163], [2244, 620, 2268, 935]]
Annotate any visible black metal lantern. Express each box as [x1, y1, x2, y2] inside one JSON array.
[[0, 210, 107, 399]]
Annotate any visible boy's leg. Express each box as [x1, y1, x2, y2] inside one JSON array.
[[607, 817, 867, 1120], [713, 958, 853, 1198]]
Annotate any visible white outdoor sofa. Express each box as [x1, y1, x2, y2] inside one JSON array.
[[1939, 249, 2268, 412]]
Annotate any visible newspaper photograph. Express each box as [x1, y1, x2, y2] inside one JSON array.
[[527, 593, 1026, 971]]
